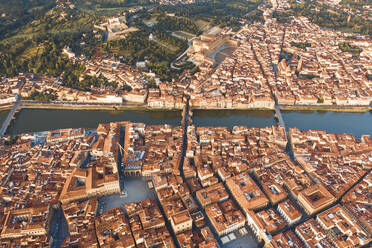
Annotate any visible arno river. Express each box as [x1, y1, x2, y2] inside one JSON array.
[[2, 108, 372, 137], [1, 108, 372, 248], [2, 108, 182, 135], [0, 111, 7, 127]]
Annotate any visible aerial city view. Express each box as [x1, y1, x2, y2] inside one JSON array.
[[0, 0, 371, 247]]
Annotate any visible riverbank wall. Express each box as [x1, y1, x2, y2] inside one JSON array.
[[21, 103, 182, 112], [279, 105, 372, 113], [4, 102, 371, 113]]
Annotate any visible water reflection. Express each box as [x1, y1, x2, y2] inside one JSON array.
[[282, 110, 372, 137], [0, 110, 9, 123], [7, 108, 182, 135], [6, 108, 372, 138], [192, 110, 276, 129]]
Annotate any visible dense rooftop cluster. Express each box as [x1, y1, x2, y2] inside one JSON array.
[[290, 127, 372, 198], [296, 205, 370, 247], [0, 121, 371, 247], [125, 198, 175, 247], [342, 173, 372, 235], [2, 12, 371, 111], [83, 57, 149, 103], [0, 76, 22, 105], [1, 72, 145, 105], [188, 34, 275, 109], [0, 122, 122, 246], [122, 123, 183, 177], [274, 17, 371, 106], [0, 0, 371, 246], [154, 14, 371, 109]]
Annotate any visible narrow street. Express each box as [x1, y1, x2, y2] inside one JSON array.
[[177, 100, 259, 248], [179, 99, 190, 182]]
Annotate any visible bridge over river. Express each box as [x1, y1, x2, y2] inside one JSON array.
[[0, 95, 21, 136]]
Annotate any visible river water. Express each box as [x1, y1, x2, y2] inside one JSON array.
[[6, 108, 181, 135], [0, 110, 9, 126], [282, 110, 372, 137], [5, 108, 372, 137], [192, 110, 276, 129], [192, 109, 372, 137]]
